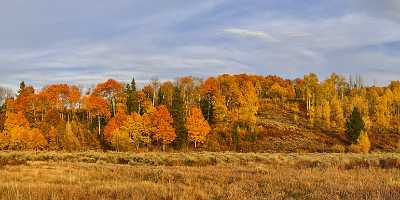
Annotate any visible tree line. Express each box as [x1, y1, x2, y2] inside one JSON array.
[[0, 73, 398, 152]]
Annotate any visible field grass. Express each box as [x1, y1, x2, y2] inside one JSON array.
[[0, 151, 399, 200]]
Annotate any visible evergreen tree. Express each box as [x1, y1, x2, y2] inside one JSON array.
[[346, 107, 365, 143], [200, 95, 214, 125], [171, 86, 187, 149], [126, 77, 139, 114], [18, 81, 26, 96]]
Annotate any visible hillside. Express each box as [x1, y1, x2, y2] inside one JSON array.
[[205, 102, 399, 153]]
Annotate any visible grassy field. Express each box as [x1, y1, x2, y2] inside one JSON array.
[[0, 151, 399, 200]]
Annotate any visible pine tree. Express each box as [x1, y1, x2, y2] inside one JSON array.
[[18, 81, 26, 96], [126, 77, 139, 114], [346, 107, 365, 143], [171, 86, 187, 149]]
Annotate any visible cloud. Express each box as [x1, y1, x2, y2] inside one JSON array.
[[223, 28, 280, 42], [349, 0, 400, 22], [0, 0, 399, 89]]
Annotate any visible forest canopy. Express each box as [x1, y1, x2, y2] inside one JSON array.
[[0, 73, 398, 152]]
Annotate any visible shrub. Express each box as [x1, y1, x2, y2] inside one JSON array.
[[331, 144, 346, 153], [349, 131, 370, 153], [110, 128, 134, 152]]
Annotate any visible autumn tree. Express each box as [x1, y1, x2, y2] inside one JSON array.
[[83, 95, 110, 142], [235, 81, 258, 130], [186, 107, 210, 148], [303, 73, 319, 112], [330, 96, 344, 129], [213, 94, 228, 125], [178, 76, 202, 114], [1, 111, 47, 150], [48, 126, 58, 150], [200, 77, 219, 124], [110, 128, 134, 152], [150, 105, 176, 151], [374, 90, 391, 131], [158, 81, 174, 108], [320, 99, 331, 128], [94, 79, 123, 117], [120, 113, 151, 150], [104, 111, 127, 142], [63, 121, 81, 151], [350, 131, 370, 153]]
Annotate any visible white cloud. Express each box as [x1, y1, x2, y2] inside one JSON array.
[[349, 0, 400, 22], [224, 28, 280, 42], [0, 0, 400, 89]]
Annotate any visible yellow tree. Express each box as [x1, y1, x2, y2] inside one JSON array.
[[63, 121, 81, 151], [330, 96, 344, 129], [350, 131, 371, 153], [2, 111, 47, 150], [234, 81, 258, 131], [320, 99, 331, 128], [375, 92, 391, 131], [110, 128, 134, 152], [121, 113, 151, 150], [303, 73, 319, 113], [48, 126, 58, 150], [186, 107, 211, 148], [213, 94, 228, 125]]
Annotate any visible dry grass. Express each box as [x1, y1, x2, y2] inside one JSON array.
[[0, 151, 398, 199]]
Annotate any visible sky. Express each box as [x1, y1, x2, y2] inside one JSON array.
[[0, 0, 400, 90]]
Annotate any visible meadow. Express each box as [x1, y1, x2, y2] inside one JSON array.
[[0, 151, 399, 200]]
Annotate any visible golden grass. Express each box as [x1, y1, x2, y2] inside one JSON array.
[[0, 151, 398, 199]]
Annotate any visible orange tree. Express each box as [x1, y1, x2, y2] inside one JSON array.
[[186, 107, 210, 148], [148, 105, 176, 151]]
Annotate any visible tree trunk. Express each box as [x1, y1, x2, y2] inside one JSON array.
[[112, 98, 116, 117], [98, 116, 101, 136]]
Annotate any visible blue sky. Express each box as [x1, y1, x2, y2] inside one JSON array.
[[0, 0, 400, 89]]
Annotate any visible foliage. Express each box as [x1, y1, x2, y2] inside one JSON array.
[[350, 131, 371, 153], [110, 128, 134, 152], [150, 105, 176, 150], [120, 113, 151, 149], [63, 121, 81, 151], [2, 72, 400, 152], [346, 107, 365, 143], [171, 86, 187, 149], [186, 107, 211, 148], [126, 77, 139, 114]]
